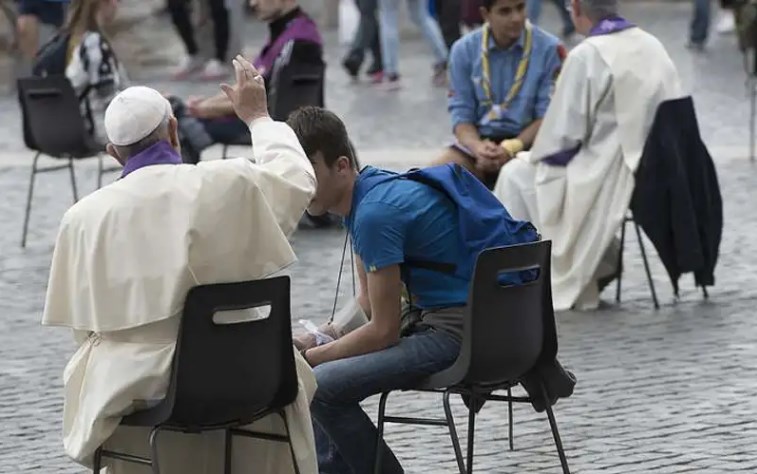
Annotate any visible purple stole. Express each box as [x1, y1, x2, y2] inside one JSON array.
[[543, 17, 636, 166], [253, 14, 322, 78], [121, 141, 183, 178]]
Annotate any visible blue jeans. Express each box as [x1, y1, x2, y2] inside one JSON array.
[[312, 328, 461, 474], [527, 0, 574, 35], [690, 0, 711, 44], [378, 0, 449, 77]]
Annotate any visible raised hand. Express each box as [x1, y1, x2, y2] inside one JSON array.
[[219, 55, 269, 125]]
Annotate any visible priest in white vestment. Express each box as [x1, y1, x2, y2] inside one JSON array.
[[42, 56, 319, 473], [493, 0, 684, 311]]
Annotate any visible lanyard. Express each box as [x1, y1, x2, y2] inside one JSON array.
[[480, 22, 533, 120]]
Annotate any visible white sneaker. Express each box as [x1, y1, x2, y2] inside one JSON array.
[[172, 55, 204, 80], [716, 12, 735, 35], [199, 59, 228, 80]]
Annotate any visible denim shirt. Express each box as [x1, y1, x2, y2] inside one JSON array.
[[447, 24, 563, 139]]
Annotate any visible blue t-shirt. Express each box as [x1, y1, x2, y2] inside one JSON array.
[[345, 169, 469, 309]]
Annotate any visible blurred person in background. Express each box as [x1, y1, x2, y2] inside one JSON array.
[[377, 0, 448, 89], [16, 0, 69, 73], [168, 0, 231, 80], [527, 0, 575, 38], [342, 0, 384, 82], [170, 0, 322, 163], [63, 0, 127, 145], [433, 0, 564, 189], [434, 0, 462, 50], [690, 0, 736, 50]]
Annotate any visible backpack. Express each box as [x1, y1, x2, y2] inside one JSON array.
[[355, 164, 540, 287], [32, 32, 71, 77]]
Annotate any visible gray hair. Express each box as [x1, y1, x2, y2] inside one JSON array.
[[579, 0, 619, 21], [114, 114, 171, 158]]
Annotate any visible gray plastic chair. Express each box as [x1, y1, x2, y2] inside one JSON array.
[[374, 241, 570, 474], [92, 276, 302, 474]]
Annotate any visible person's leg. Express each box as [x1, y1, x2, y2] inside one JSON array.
[[526, 0, 542, 24], [207, 0, 230, 62], [690, 0, 711, 46], [378, 0, 401, 80], [407, 0, 448, 65], [15, 0, 42, 61], [363, 0, 384, 74], [436, 0, 462, 50], [311, 329, 461, 474], [549, 0, 575, 36], [344, 0, 372, 76], [492, 155, 538, 224], [167, 0, 199, 57], [432, 145, 485, 181], [200, 117, 249, 145]]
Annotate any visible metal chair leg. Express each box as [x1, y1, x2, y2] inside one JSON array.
[[21, 152, 39, 248], [148, 426, 162, 474], [224, 429, 232, 474], [374, 391, 390, 474], [507, 388, 514, 451], [92, 447, 103, 473], [222, 144, 229, 160], [615, 217, 627, 303], [540, 383, 570, 474], [633, 221, 659, 309], [68, 158, 79, 202], [750, 79, 756, 162], [97, 154, 103, 189], [442, 390, 466, 474], [466, 395, 476, 473], [279, 410, 302, 474]]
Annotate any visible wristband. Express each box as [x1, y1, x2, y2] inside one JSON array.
[[500, 138, 524, 156]]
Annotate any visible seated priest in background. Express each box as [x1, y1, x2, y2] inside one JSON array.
[[432, 0, 565, 189], [41, 58, 319, 473], [493, 0, 683, 311]]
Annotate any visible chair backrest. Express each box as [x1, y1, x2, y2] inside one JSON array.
[[267, 42, 325, 121], [161, 277, 299, 428], [17, 76, 90, 156], [459, 240, 555, 386]]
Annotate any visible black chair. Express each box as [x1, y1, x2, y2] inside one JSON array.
[[374, 241, 570, 474], [220, 133, 253, 160], [92, 276, 302, 474], [615, 213, 660, 309], [17, 76, 109, 247]]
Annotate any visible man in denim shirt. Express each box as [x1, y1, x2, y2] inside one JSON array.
[[433, 0, 564, 188]]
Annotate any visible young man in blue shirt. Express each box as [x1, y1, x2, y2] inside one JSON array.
[[287, 106, 469, 474], [433, 0, 565, 188]]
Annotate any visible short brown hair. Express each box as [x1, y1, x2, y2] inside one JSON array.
[[286, 107, 356, 169]]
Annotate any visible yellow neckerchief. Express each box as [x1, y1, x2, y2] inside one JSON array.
[[480, 21, 533, 120]]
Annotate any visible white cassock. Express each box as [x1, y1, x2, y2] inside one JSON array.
[[494, 27, 684, 311], [42, 119, 319, 473]]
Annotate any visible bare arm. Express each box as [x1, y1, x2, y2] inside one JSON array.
[[305, 265, 402, 366], [355, 254, 371, 318], [454, 123, 484, 151], [516, 119, 543, 150]]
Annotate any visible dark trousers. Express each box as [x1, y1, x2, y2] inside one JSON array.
[[346, 0, 383, 70], [435, 0, 461, 50], [168, 0, 229, 61]]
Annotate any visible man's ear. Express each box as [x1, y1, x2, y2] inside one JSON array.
[[168, 116, 180, 149], [337, 155, 352, 174], [106, 143, 126, 166]]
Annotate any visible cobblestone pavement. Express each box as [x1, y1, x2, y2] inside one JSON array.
[[2, 2, 757, 473]]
